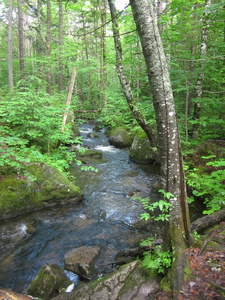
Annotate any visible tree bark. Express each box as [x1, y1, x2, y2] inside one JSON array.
[[100, 0, 108, 109], [108, 0, 156, 146], [17, 0, 25, 80], [58, 0, 63, 92], [46, 0, 52, 94], [8, 0, 14, 90], [130, 0, 191, 294], [191, 208, 225, 233], [192, 0, 211, 139], [61, 67, 77, 132]]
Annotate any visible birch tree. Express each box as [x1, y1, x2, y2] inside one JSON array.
[[17, 0, 25, 80], [8, 0, 13, 90], [192, 0, 211, 139], [129, 0, 191, 293]]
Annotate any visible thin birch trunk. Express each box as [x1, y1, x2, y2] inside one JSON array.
[[8, 0, 13, 90], [192, 0, 211, 139], [58, 0, 63, 92], [61, 67, 77, 132], [17, 0, 25, 80]]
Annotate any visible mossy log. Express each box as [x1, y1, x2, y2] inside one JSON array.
[[191, 208, 225, 233]]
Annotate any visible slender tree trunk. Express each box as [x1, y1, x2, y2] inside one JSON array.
[[100, 0, 107, 109], [58, 0, 63, 92], [61, 67, 77, 132], [130, 0, 190, 294], [17, 0, 25, 80], [8, 0, 13, 90], [108, 0, 156, 146], [192, 0, 211, 139], [46, 0, 52, 94]]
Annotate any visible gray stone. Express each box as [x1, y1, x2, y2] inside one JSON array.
[[52, 261, 160, 300], [64, 246, 101, 280], [26, 264, 73, 300]]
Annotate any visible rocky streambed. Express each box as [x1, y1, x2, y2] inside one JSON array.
[[0, 124, 161, 296]]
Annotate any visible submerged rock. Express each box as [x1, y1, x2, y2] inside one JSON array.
[[109, 127, 133, 148], [0, 163, 83, 221], [64, 246, 101, 280], [26, 264, 73, 300], [52, 260, 160, 300]]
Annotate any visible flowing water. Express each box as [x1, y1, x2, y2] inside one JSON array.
[[0, 124, 161, 293]]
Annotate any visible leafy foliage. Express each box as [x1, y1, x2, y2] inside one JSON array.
[[133, 191, 173, 273], [132, 190, 173, 222], [0, 87, 80, 176], [186, 155, 225, 214], [140, 238, 172, 274]]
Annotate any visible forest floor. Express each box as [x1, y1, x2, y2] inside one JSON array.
[[157, 222, 225, 300]]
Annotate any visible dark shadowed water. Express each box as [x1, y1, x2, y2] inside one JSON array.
[[0, 124, 161, 293]]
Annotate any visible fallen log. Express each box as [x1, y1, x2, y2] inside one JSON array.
[[191, 208, 225, 233]]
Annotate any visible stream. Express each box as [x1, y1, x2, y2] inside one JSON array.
[[0, 124, 161, 293]]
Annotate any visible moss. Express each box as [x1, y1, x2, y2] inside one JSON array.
[[0, 163, 82, 220], [27, 265, 72, 299], [129, 130, 156, 164], [109, 126, 133, 148], [80, 150, 103, 159], [160, 272, 172, 293]]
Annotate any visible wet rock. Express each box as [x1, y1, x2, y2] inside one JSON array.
[[64, 246, 101, 280], [0, 163, 83, 221], [87, 132, 99, 138], [26, 264, 73, 300], [0, 289, 32, 300], [129, 131, 158, 164], [109, 127, 133, 148], [79, 149, 103, 159], [51, 260, 160, 300]]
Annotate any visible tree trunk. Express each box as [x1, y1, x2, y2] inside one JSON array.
[[107, 0, 156, 146], [46, 0, 52, 94], [191, 208, 225, 233], [130, 0, 191, 294], [8, 0, 13, 90], [100, 0, 107, 109], [58, 0, 63, 92], [17, 0, 25, 80], [192, 0, 211, 139], [61, 67, 77, 132]]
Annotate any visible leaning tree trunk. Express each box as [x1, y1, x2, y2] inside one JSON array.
[[108, 0, 155, 146], [130, 0, 191, 294]]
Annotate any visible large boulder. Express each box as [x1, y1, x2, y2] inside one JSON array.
[[129, 131, 158, 164], [109, 127, 133, 148], [26, 264, 73, 300], [64, 246, 101, 280], [52, 260, 160, 300], [0, 163, 83, 220]]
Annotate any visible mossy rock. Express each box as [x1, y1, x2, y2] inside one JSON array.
[[0, 163, 83, 220], [51, 261, 160, 300], [109, 127, 133, 148], [129, 131, 158, 164], [26, 264, 73, 300]]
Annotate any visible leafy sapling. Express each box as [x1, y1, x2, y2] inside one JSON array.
[[132, 190, 173, 273]]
